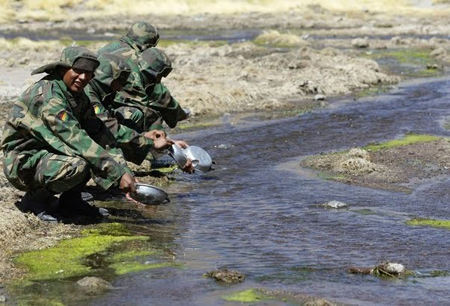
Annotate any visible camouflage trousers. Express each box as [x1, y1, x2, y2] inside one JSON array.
[[3, 150, 90, 194]]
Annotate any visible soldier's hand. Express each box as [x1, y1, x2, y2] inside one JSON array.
[[144, 130, 166, 141], [182, 158, 195, 174], [120, 173, 136, 193], [173, 139, 189, 149]]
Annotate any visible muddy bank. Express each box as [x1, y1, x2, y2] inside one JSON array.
[[301, 135, 450, 193]]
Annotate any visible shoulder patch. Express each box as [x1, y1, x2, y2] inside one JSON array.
[[93, 104, 102, 115], [57, 110, 69, 122]]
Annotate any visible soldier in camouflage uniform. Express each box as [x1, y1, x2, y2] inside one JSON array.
[[98, 21, 160, 60], [85, 53, 194, 172], [1, 46, 136, 222], [84, 53, 175, 165], [98, 21, 189, 131]]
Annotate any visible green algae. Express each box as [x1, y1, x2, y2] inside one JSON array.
[[109, 249, 159, 262], [110, 261, 176, 275], [17, 297, 64, 306], [355, 85, 394, 99], [406, 218, 450, 230], [366, 49, 436, 65], [223, 289, 270, 303], [15, 223, 147, 281], [364, 134, 440, 152]]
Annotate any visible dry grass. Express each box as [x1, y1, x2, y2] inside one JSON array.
[[2, 0, 450, 22], [254, 30, 308, 48]]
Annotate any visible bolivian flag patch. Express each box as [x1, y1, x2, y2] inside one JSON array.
[[57, 110, 69, 122], [93, 104, 101, 115]]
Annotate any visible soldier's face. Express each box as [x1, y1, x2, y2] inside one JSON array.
[[63, 68, 94, 93]]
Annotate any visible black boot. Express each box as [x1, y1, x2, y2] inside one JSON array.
[[59, 189, 108, 218], [20, 189, 58, 223]]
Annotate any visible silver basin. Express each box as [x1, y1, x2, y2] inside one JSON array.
[[168, 144, 188, 168], [183, 146, 213, 172], [130, 183, 169, 205]]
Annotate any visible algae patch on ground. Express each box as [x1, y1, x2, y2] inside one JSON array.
[[223, 289, 270, 303], [110, 262, 175, 275], [364, 134, 439, 152], [15, 223, 147, 281], [406, 218, 450, 230]]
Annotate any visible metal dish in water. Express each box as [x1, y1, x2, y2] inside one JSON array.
[[130, 183, 169, 205], [183, 146, 213, 172], [168, 144, 188, 168]]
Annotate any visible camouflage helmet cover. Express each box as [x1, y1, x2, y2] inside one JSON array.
[[95, 53, 131, 87], [138, 47, 172, 80], [126, 21, 159, 51], [31, 46, 100, 75]]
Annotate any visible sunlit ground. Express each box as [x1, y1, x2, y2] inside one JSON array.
[[1, 0, 449, 23]]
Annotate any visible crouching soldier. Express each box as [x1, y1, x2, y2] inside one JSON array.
[[113, 47, 189, 133], [1, 46, 137, 222], [85, 53, 194, 172]]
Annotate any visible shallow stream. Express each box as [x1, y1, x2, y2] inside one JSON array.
[[76, 76, 450, 305]]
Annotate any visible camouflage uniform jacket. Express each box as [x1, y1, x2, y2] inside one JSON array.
[[85, 79, 155, 165], [110, 52, 186, 129], [1, 73, 132, 190]]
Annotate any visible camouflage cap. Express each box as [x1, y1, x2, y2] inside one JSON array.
[[95, 53, 131, 87], [126, 21, 159, 50], [138, 47, 172, 81], [31, 46, 100, 75]]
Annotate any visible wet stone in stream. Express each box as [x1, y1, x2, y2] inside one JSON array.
[[77, 276, 114, 293], [348, 262, 408, 277], [204, 269, 246, 284]]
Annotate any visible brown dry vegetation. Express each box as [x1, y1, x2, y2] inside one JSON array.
[[301, 139, 450, 193]]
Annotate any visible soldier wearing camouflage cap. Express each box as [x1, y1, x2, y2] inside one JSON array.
[[86, 54, 195, 172], [1, 46, 137, 222], [84, 53, 175, 165], [113, 47, 189, 131], [98, 21, 159, 62]]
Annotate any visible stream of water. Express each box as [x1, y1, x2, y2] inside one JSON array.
[[77, 76, 450, 305]]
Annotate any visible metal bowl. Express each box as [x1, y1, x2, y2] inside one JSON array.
[[182, 146, 213, 172], [168, 144, 188, 168], [130, 183, 169, 205]]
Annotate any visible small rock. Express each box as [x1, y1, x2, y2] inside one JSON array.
[[348, 267, 373, 274], [314, 94, 326, 101], [426, 64, 440, 70], [204, 269, 245, 284], [0, 296, 5, 303], [378, 262, 405, 275], [77, 276, 113, 291], [351, 37, 369, 48], [323, 200, 349, 209]]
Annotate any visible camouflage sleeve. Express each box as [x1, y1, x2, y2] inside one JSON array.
[[149, 83, 187, 128], [92, 100, 155, 165], [41, 93, 128, 190]]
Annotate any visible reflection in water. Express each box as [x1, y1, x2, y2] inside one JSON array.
[[13, 78, 450, 305], [87, 77, 450, 305]]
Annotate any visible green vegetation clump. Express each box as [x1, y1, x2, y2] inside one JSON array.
[[364, 134, 440, 152], [110, 262, 175, 275], [406, 218, 450, 230], [15, 223, 147, 280], [367, 49, 436, 65], [223, 289, 270, 303]]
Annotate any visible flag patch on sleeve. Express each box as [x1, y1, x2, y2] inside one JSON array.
[[57, 110, 69, 122], [94, 104, 101, 114]]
